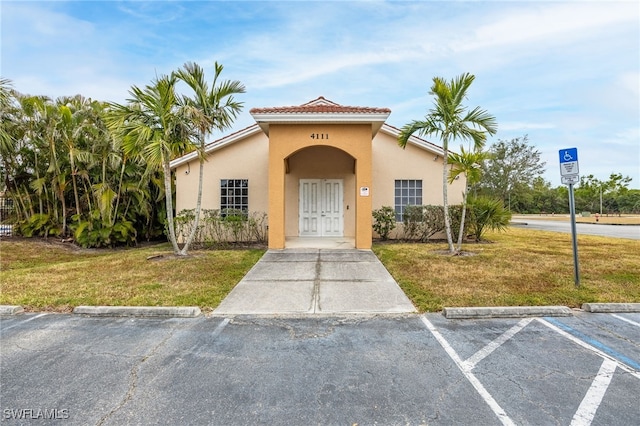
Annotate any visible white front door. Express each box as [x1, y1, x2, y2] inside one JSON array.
[[299, 179, 343, 236]]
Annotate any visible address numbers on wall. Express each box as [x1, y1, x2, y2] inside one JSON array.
[[310, 133, 329, 140]]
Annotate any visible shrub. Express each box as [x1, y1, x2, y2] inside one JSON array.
[[17, 214, 60, 238], [372, 206, 396, 240], [402, 205, 447, 242], [468, 196, 512, 241], [174, 209, 268, 248]]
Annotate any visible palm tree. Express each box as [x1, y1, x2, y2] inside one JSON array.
[[0, 78, 14, 160], [448, 146, 490, 251], [398, 73, 497, 254], [57, 95, 92, 220], [106, 74, 194, 254], [174, 62, 245, 255]]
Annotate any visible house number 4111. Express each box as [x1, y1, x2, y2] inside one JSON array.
[[310, 133, 329, 140]]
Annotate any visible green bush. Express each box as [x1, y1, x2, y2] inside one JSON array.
[[468, 196, 512, 241], [17, 214, 60, 238], [174, 209, 268, 248], [402, 205, 447, 242], [372, 206, 396, 240]]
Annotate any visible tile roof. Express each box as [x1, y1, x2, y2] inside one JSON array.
[[249, 96, 391, 115]]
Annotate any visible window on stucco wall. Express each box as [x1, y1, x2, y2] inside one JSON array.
[[394, 179, 422, 222], [220, 179, 248, 216]]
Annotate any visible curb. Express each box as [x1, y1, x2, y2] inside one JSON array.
[[72, 306, 202, 318], [0, 305, 24, 315], [2, 304, 638, 318], [442, 306, 573, 319], [581, 303, 640, 313]]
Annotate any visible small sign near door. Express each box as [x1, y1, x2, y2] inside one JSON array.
[[360, 187, 370, 197]]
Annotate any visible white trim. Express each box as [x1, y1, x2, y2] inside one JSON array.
[[251, 112, 390, 137], [379, 124, 445, 157]]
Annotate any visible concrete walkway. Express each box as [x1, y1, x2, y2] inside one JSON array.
[[214, 249, 417, 315]]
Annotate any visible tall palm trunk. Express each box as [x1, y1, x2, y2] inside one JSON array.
[[112, 157, 126, 227], [456, 189, 468, 251], [34, 150, 43, 215], [69, 151, 81, 218], [162, 158, 180, 254], [441, 145, 455, 253], [179, 134, 205, 255]]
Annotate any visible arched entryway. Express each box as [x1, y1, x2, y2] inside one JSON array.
[[284, 146, 356, 243], [250, 97, 390, 249]]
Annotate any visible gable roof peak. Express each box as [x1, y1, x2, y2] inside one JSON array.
[[301, 96, 340, 107]]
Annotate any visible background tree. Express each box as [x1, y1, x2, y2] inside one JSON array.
[[529, 177, 565, 214], [0, 78, 15, 182], [398, 73, 497, 254], [575, 173, 633, 215], [478, 135, 546, 211]]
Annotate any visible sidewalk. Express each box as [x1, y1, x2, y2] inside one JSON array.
[[213, 249, 417, 315]]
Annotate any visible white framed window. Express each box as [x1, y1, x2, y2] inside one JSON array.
[[394, 179, 422, 221], [220, 179, 248, 215]]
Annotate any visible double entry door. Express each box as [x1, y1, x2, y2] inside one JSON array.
[[299, 179, 343, 236]]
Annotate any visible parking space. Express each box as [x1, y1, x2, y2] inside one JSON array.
[[1, 312, 638, 425], [424, 312, 640, 425]]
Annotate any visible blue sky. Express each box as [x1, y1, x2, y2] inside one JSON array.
[[2, 0, 639, 187]]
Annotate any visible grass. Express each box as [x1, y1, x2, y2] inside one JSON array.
[[373, 228, 640, 312], [1, 227, 638, 313], [0, 239, 264, 313]]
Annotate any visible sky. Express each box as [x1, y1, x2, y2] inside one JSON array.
[[1, 0, 639, 187]]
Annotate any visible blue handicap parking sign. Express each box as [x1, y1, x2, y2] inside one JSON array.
[[559, 147, 578, 164], [559, 147, 579, 177]]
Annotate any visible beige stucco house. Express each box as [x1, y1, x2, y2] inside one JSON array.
[[170, 97, 464, 249]]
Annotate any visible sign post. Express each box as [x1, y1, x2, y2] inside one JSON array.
[[559, 148, 580, 287]]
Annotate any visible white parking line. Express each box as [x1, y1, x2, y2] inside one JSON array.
[[537, 318, 640, 380], [212, 317, 230, 338], [421, 316, 516, 426], [462, 317, 533, 371], [570, 359, 617, 426], [0, 313, 48, 332], [611, 314, 640, 328]]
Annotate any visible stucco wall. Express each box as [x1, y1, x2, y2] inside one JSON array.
[[267, 123, 372, 248], [372, 130, 465, 209], [173, 123, 465, 243], [174, 131, 269, 215]]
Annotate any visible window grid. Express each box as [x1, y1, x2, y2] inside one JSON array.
[[394, 180, 422, 222], [220, 179, 248, 216]]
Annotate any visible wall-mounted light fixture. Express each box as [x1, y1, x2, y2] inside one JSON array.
[[185, 163, 190, 175]]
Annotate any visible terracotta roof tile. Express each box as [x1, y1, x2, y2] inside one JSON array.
[[250, 96, 391, 115]]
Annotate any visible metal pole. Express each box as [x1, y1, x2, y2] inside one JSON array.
[[600, 186, 603, 215], [568, 183, 580, 287]]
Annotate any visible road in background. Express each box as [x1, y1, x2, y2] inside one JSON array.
[[511, 219, 640, 240]]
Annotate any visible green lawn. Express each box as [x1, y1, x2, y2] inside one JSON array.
[[373, 228, 640, 312], [1, 227, 638, 313], [0, 239, 264, 313]]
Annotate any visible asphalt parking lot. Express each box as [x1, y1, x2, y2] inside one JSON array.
[[1, 312, 638, 425]]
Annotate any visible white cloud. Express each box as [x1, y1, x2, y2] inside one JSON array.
[[453, 2, 637, 53], [499, 122, 557, 132], [1, 0, 638, 186]]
